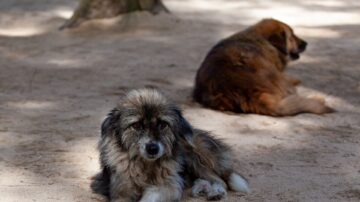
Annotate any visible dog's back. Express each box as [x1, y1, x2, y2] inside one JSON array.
[[193, 31, 285, 114]]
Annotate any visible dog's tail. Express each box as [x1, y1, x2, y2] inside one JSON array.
[[226, 172, 250, 193]]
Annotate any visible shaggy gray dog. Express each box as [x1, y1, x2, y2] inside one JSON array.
[[91, 89, 249, 202]]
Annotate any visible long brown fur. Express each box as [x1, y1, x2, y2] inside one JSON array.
[[193, 18, 334, 116], [91, 89, 249, 202]]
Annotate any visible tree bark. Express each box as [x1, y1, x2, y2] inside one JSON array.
[[60, 0, 169, 30]]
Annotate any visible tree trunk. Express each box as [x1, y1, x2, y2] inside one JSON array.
[[60, 0, 169, 30]]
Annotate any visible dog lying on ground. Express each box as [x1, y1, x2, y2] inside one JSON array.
[[91, 89, 249, 201], [193, 18, 334, 116]]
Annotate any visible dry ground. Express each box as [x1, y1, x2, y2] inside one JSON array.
[[0, 0, 360, 201]]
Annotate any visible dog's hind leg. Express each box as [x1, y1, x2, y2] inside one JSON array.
[[192, 178, 211, 197], [226, 172, 250, 193], [255, 93, 335, 116], [192, 178, 227, 201], [207, 182, 227, 201], [192, 171, 228, 200], [277, 95, 335, 115]]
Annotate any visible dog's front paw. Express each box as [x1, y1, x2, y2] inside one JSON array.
[[139, 190, 161, 202], [192, 179, 211, 197], [206, 183, 227, 201]]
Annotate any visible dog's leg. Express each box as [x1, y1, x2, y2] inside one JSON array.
[[139, 187, 163, 202], [140, 175, 183, 202], [192, 178, 211, 197], [191, 178, 227, 201], [257, 93, 334, 116], [207, 182, 227, 201], [227, 172, 250, 193], [199, 172, 250, 200], [276, 94, 335, 115], [193, 171, 228, 200], [139, 181, 183, 202]]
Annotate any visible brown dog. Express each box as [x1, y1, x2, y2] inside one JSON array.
[[193, 18, 334, 116]]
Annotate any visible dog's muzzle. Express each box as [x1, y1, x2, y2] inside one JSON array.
[[290, 52, 300, 60], [140, 140, 164, 160], [298, 40, 307, 52], [146, 143, 160, 156], [290, 39, 307, 60]]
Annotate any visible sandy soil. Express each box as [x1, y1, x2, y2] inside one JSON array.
[[0, 0, 360, 201]]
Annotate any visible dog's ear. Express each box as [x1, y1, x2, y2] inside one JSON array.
[[174, 108, 194, 146], [268, 30, 288, 55], [101, 108, 122, 138]]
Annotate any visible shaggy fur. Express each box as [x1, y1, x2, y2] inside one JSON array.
[[193, 18, 334, 116], [91, 89, 249, 202]]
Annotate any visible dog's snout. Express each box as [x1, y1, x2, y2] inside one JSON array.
[[299, 40, 307, 51], [145, 143, 159, 156]]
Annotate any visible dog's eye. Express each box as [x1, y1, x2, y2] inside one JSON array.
[[158, 120, 168, 130], [130, 122, 142, 130]]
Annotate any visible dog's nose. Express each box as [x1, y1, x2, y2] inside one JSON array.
[[299, 40, 307, 51], [145, 143, 159, 156]]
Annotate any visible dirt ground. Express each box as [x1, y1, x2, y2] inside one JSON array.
[[0, 0, 359, 201]]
